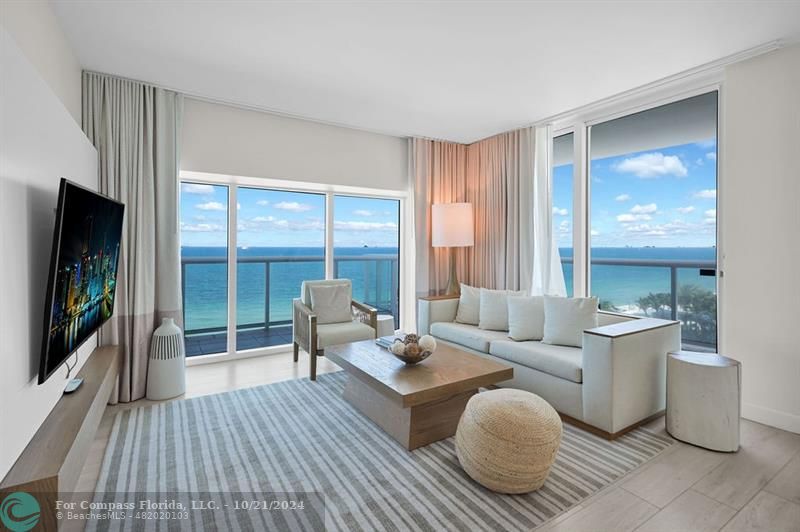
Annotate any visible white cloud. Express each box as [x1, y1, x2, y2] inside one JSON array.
[[334, 220, 398, 232], [181, 183, 214, 195], [693, 189, 717, 199], [615, 194, 631, 202], [256, 199, 270, 206], [237, 202, 241, 210], [180, 222, 224, 232], [353, 209, 375, 217], [553, 207, 568, 216], [274, 201, 314, 212], [617, 213, 652, 223], [630, 203, 657, 214], [196, 201, 226, 211], [676, 206, 695, 214], [591, 229, 600, 237], [705, 152, 717, 161], [705, 209, 716, 218], [695, 138, 717, 149], [614, 152, 688, 178]]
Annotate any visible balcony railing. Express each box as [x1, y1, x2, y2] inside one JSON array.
[[181, 254, 399, 356], [561, 256, 717, 349]]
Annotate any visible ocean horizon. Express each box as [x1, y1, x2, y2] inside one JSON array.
[[181, 246, 716, 335]]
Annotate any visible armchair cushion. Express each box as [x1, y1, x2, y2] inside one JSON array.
[[430, 322, 509, 353], [309, 283, 351, 324], [317, 321, 375, 349], [301, 279, 352, 307]]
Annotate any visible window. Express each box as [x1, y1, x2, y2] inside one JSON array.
[[333, 195, 401, 330], [180, 175, 405, 360], [552, 132, 574, 296], [588, 92, 718, 349], [236, 188, 325, 351], [180, 183, 229, 356]]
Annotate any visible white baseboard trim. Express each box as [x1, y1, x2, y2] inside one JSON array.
[[742, 402, 800, 434]]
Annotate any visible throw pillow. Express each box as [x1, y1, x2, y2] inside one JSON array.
[[542, 296, 599, 348], [479, 288, 523, 331], [507, 295, 545, 341], [455, 284, 481, 325], [309, 283, 352, 325]]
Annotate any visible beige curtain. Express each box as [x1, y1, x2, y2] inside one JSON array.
[[82, 72, 183, 403], [412, 128, 534, 295]]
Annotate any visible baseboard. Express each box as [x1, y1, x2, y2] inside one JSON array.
[[559, 411, 665, 440], [742, 402, 800, 434]]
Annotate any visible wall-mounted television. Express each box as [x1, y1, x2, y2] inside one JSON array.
[[38, 179, 125, 384]]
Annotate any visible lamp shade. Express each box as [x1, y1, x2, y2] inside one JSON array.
[[432, 203, 474, 248]]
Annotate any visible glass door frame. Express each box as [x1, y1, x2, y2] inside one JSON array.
[[181, 170, 409, 365], [551, 77, 724, 350]]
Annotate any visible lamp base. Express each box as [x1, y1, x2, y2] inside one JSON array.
[[445, 247, 461, 296]]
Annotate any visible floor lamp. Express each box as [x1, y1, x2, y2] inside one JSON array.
[[432, 203, 474, 296]]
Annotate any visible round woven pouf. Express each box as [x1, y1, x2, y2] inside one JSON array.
[[455, 388, 562, 494]]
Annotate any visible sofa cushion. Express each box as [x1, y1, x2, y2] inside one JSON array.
[[455, 284, 481, 325], [316, 321, 375, 349], [430, 322, 509, 353], [489, 340, 583, 383], [542, 296, 599, 348], [507, 295, 545, 341]]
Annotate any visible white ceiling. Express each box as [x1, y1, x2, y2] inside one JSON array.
[[51, 1, 800, 143]]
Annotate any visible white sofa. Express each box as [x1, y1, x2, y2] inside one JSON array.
[[418, 295, 681, 437]]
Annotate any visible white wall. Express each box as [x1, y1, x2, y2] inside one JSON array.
[[0, 0, 82, 123], [720, 44, 800, 433], [0, 29, 97, 480], [182, 98, 408, 190]]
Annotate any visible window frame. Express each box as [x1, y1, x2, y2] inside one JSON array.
[[550, 77, 724, 348], [180, 170, 408, 366]]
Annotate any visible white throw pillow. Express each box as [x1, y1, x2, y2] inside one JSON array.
[[455, 284, 480, 325], [542, 296, 599, 348], [309, 284, 352, 325], [479, 288, 523, 331], [507, 296, 545, 341]]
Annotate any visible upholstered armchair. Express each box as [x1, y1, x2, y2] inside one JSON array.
[[293, 279, 378, 380]]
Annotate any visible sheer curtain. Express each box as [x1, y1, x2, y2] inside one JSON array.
[[82, 72, 183, 403]]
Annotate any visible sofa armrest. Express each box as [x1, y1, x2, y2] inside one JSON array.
[[582, 318, 681, 434], [417, 295, 459, 335]]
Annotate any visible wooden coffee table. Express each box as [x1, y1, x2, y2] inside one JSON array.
[[325, 339, 513, 450]]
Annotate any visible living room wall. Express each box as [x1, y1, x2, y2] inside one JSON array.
[[181, 98, 409, 190], [721, 43, 800, 433], [0, 28, 97, 481]]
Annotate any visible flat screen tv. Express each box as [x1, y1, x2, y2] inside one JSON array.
[[38, 179, 125, 384]]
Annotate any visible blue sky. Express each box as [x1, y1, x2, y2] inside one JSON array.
[[180, 184, 400, 248], [553, 138, 717, 248]]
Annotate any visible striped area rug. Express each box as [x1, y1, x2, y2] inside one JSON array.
[[92, 371, 673, 531]]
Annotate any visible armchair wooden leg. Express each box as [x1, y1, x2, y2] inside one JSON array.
[[293, 342, 299, 362], [310, 347, 317, 381]]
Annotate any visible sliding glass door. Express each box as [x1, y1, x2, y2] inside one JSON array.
[[180, 178, 404, 358], [235, 188, 326, 351], [587, 91, 718, 349]]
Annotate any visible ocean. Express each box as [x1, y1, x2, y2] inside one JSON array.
[[181, 246, 716, 338]]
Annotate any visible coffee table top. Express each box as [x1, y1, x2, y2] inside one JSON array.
[[325, 339, 513, 407]]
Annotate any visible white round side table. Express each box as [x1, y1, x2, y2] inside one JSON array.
[[666, 351, 741, 452]]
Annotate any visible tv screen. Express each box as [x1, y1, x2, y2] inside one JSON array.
[[38, 179, 125, 384]]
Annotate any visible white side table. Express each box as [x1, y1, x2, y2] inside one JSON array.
[[666, 351, 741, 452], [376, 314, 396, 338]]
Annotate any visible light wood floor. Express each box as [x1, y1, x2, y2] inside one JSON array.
[[76, 352, 800, 532]]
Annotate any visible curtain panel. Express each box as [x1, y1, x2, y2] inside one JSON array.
[[82, 72, 183, 403], [412, 126, 564, 297]]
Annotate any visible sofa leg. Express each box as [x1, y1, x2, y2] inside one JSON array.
[[310, 348, 317, 381], [293, 342, 299, 362]]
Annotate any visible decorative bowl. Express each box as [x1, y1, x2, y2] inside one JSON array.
[[389, 334, 436, 365], [392, 348, 433, 365]]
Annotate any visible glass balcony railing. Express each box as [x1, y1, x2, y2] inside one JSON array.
[[562, 257, 717, 350], [181, 254, 400, 357]]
